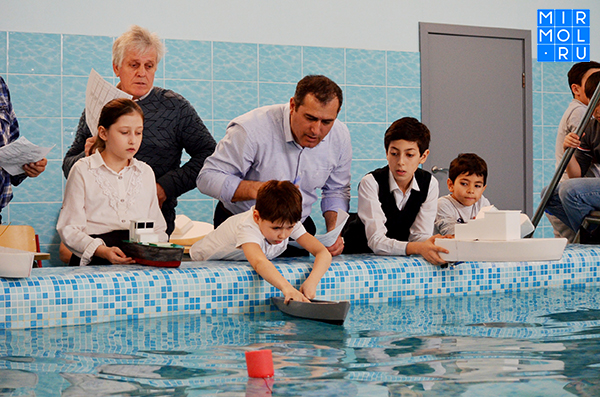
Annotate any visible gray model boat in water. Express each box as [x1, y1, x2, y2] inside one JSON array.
[[271, 297, 350, 325]]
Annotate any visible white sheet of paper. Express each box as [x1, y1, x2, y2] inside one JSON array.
[[0, 137, 54, 175], [289, 210, 349, 249], [85, 69, 132, 136]]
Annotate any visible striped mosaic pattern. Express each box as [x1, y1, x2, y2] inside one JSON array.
[[2, 244, 600, 330]]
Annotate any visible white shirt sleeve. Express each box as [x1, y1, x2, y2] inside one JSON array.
[[56, 162, 105, 266], [357, 174, 408, 256], [409, 176, 438, 242]]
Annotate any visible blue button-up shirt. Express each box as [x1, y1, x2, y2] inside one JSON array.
[[197, 103, 352, 221]]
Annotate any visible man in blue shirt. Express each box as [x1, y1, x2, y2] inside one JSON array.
[[0, 76, 47, 223], [197, 75, 352, 255]]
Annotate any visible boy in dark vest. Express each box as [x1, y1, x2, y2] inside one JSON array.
[[342, 117, 448, 265]]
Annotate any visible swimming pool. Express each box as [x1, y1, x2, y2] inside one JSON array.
[[2, 286, 599, 396]]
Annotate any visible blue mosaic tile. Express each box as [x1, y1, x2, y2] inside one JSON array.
[[346, 122, 386, 160], [532, 60, 542, 93], [7, 75, 61, 118], [351, 159, 387, 196], [533, 159, 544, 194], [543, 93, 572, 126], [164, 79, 212, 122], [3, 245, 599, 330], [0, 32, 6, 74], [177, 199, 216, 224], [533, 91, 542, 126], [8, 32, 61, 75], [349, 196, 358, 212], [308, 199, 326, 234], [258, 82, 295, 107], [387, 87, 421, 121], [259, 44, 301, 83], [213, 42, 257, 82], [62, 117, 81, 159], [542, 159, 556, 186], [213, 81, 258, 121], [346, 49, 385, 86], [179, 187, 210, 201], [212, 120, 229, 143], [533, 125, 544, 160], [302, 46, 345, 84], [542, 125, 559, 161], [16, 117, 62, 160], [387, 51, 420, 87], [38, 243, 61, 267], [542, 61, 573, 93], [165, 39, 211, 80], [153, 77, 165, 89], [63, 34, 113, 77], [11, 160, 63, 203], [345, 86, 386, 123], [62, 76, 87, 118], [8, 202, 62, 246]]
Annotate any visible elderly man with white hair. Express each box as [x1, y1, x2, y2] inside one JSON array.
[[63, 25, 216, 235]]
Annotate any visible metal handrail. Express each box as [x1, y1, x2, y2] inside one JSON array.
[[528, 83, 600, 236]]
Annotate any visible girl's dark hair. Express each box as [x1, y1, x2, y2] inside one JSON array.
[[255, 180, 303, 224], [91, 98, 144, 153]]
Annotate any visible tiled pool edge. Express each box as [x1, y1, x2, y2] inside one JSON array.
[[2, 244, 600, 330]]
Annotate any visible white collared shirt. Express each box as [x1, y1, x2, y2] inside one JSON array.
[[189, 206, 306, 261], [57, 151, 167, 265], [357, 169, 438, 255]]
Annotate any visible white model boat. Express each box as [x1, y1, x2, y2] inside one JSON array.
[[0, 246, 35, 278], [436, 238, 567, 262], [436, 209, 568, 262]]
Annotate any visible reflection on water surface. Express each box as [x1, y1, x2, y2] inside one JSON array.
[[1, 287, 600, 396]]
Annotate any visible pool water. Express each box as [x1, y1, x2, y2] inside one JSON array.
[[2, 287, 600, 396]]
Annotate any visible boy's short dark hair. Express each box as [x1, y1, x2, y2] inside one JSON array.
[[584, 71, 600, 101], [294, 75, 343, 111], [255, 180, 303, 224], [384, 117, 430, 155], [448, 153, 488, 185], [568, 61, 600, 97]]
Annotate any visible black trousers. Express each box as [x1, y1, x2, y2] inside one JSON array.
[[68, 230, 130, 266], [214, 201, 316, 257]]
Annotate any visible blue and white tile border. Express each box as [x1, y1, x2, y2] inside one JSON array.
[[2, 244, 599, 330]]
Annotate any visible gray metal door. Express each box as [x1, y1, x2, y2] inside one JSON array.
[[420, 23, 533, 215]]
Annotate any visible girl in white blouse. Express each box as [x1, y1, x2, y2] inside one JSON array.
[[57, 98, 167, 266]]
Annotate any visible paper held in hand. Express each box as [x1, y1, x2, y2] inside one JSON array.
[[0, 137, 53, 175], [85, 69, 133, 136]]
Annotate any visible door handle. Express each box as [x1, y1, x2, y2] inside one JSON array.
[[431, 166, 449, 174]]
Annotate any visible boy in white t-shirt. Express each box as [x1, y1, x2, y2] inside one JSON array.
[[190, 180, 331, 303], [435, 153, 491, 236]]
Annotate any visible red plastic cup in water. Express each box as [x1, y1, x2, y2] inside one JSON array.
[[245, 349, 274, 378]]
